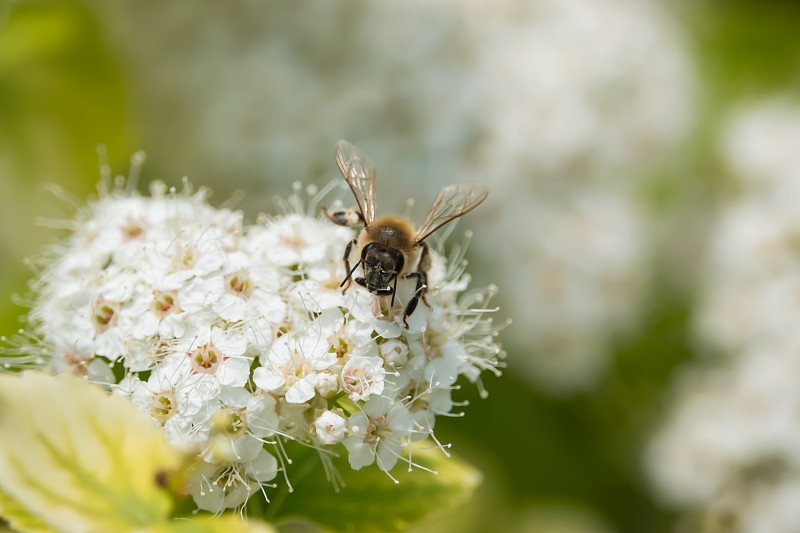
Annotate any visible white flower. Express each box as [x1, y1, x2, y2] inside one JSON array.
[[176, 326, 251, 388], [341, 356, 385, 402], [253, 330, 336, 403], [343, 398, 413, 472], [189, 464, 257, 513], [314, 410, 347, 445], [248, 214, 350, 266]]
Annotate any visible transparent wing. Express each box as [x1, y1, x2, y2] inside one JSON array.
[[335, 140, 376, 226], [415, 183, 489, 242]]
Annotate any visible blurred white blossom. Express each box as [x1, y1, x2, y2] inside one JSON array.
[[489, 189, 648, 392], [463, 0, 694, 392], [647, 98, 800, 531], [25, 177, 503, 512]]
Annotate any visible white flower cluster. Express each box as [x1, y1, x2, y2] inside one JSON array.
[[96, 0, 694, 394], [28, 178, 503, 512], [647, 98, 800, 532]]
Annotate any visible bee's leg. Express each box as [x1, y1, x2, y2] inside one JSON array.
[[322, 206, 365, 227], [341, 239, 359, 293], [417, 242, 432, 308], [402, 271, 427, 328]]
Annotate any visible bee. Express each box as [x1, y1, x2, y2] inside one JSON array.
[[323, 140, 489, 327]]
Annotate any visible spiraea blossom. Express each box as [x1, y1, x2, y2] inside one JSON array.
[[647, 98, 800, 532], [24, 176, 504, 512], [94, 0, 693, 395]]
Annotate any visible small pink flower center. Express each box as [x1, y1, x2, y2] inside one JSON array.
[[188, 343, 223, 374], [121, 217, 146, 240], [224, 270, 254, 299], [342, 366, 372, 397], [63, 349, 89, 377], [91, 297, 119, 334], [365, 416, 390, 446], [151, 290, 180, 318]]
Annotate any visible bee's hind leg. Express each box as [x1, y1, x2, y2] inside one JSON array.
[[417, 241, 432, 307], [322, 206, 365, 227], [402, 271, 427, 328]]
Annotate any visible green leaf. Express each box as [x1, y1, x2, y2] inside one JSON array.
[[266, 444, 482, 532], [0, 372, 182, 533]]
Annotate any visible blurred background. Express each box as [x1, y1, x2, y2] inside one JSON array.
[[2, 1, 800, 531]]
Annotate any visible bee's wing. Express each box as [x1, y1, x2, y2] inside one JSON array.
[[335, 140, 376, 227], [414, 183, 489, 243]]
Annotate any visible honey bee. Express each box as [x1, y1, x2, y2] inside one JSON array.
[[323, 140, 489, 327]]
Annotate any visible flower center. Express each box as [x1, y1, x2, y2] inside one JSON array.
[[150, 390, 177, 423], [121, 217, 146, 240], [342, 366, 371, 397], [63, 349, 89, 377], [365, 416, 390, 446], [188, 343, 223, 374], [282, 358, 312, 385], [171, 243, 199, 271], [280, 222, 307, 250], [224, 270, 254, 299], [424, 329, 447, 361], [91, 297, 119, 334], [151, 290, 180, 318], [329, 337, 350, 359], [213, 408, 248, 440]]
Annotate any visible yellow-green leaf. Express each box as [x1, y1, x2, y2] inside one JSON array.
[[0, 486, 57, 533], [265, 444, 482, 532], [0, 372, 181, 533], [147, 515, 277, 533]]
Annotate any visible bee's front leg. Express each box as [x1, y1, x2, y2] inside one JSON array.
[[341, 239, 358, 293]]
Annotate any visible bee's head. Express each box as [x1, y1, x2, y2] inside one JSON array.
[[361, 243, 404, 293]]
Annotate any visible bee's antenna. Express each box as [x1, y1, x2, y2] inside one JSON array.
[[340, 260, 361, 288]]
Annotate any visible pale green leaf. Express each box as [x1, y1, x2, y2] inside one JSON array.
[[0, 372, 182, 533], [0, 486, 57, 533], [266, 445, 482, 532]]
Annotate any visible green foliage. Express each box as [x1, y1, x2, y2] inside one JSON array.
[[255, 444, 481, 532], [0, 1, 134, 338], [688, 0, 800, 104]]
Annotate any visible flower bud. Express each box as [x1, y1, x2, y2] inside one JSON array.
[[314, 410, 347, 445], [379, 338, 408, 366], [315, 369, 339, 398]]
